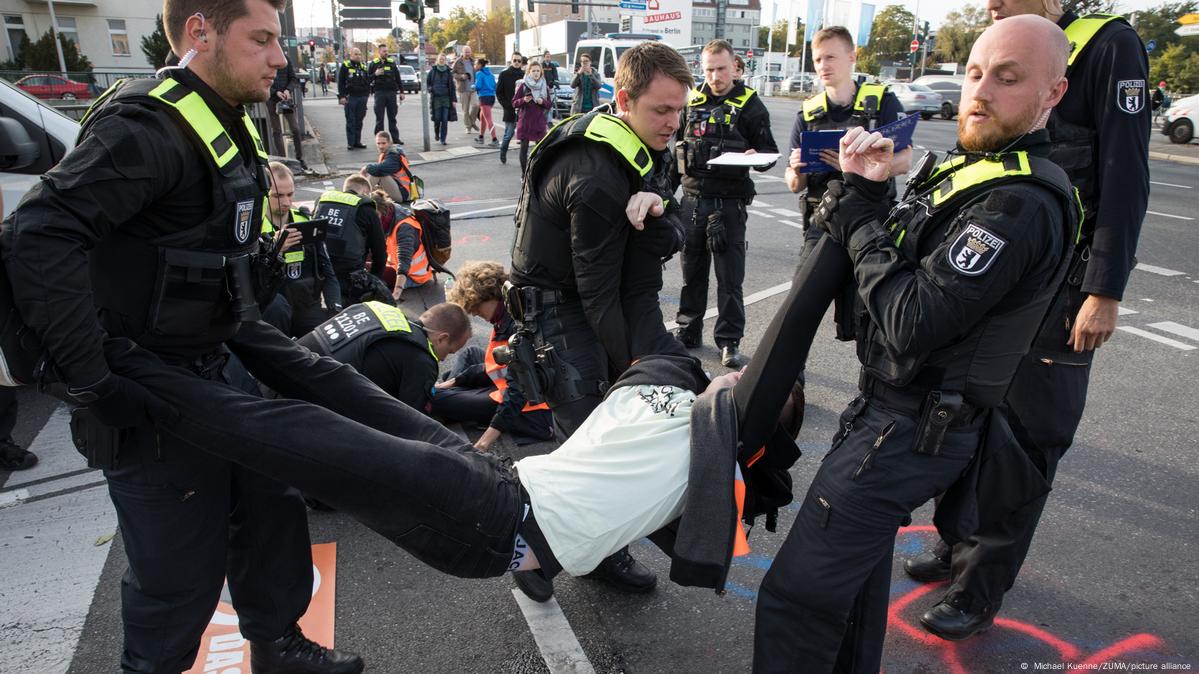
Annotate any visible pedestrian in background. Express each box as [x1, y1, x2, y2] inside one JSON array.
[[474, 57, 498, 146], [268, 53, 306, 168], [453, 45, 479, 135], [541, 50, 559, 125], [338, 46, 370, 150], [496, 52, 524, 163], [570, 53, 602, 114], [427, 53, 457, 146], [513, 61, 551, 173]]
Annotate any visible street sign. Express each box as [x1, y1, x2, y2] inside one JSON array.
[[747, 49, 754, 58], [910, 39, 919, 52], [619, 1, 647, 9], [1147, 39, 1156, 52], [1179, 12, 1199, 24], [1176, 24, 1199, 36]]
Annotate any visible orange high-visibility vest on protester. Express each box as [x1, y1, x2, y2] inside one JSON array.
[[386, 213, 433, 285], [484, 332, 549, 411], [382, 150, 416, 201]]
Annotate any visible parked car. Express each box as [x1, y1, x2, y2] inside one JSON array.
[[553, 67, 573, 117], [14, 74, 92, 101], [0, 79, 79, 216], [1162, 93, 1197, 144], [747, 74, 783, 90], [911, 74, 962, 119], [889, 83, 944, 120], [780, 73, 815, 93], [398, 65, 420, 93]]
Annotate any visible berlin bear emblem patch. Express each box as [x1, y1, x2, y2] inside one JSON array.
[[1116, 79, 1145, 115], [948, 223, 1007, 276], [233, 200, 255, 244]]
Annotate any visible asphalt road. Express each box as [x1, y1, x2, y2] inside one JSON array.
[[1, 94, 1196, 674]]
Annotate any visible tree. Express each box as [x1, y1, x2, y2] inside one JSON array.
[[933, 5, 988, 65], [1135, 1, 1197, 57], [478, 6, 525, 61], [141, 14, 171, 69], [758, 20, 787, 50], [1151, 42, 1199, 91], [22, 30, 92, 73], [863, 5, 916, 68], [1062, 0, 1116, 14], [426, 7, 484, 53]]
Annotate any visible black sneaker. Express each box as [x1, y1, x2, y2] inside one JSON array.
[[512, 569, 554, 602], [0, 440, 37, 471], [720, 345, 749, 369], [250, 623, 364, 674], [920, 593, 998, 642], [671, 327, 701, 349], [584, 548, 657, 594]]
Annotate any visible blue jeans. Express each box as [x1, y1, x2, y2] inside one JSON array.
[[344, 94, 368, 146], [501, 119, 517, 155]]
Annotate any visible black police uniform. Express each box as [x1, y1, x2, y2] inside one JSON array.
[[260, 208, 343, 338], [674, 82, 777, 356], [313, 189, 388, 307], [913, 13, 1152, 631], [297, 302, 440, 411], [752, 132, 1080, 673], [369, 54, 403, 144], [0, 69, 322, 672], [338, 58, 371, 148]]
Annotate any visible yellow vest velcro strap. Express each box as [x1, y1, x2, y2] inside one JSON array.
[[854, 83, 887, 112], [284, 250, 305, 263], [319, 190, 364, 206], [149, 78, 267, 167], [1064, 14, 1122, 67], [726, 87, 756, 109], [802, 93, 827, 122], [688, 88, 707, 106], [582, 114, 653, 178], [931, 152, 1031, 207], [365, 301, 412, 333]]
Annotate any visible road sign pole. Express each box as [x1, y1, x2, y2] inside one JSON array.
[[419, 19, 431, 152]]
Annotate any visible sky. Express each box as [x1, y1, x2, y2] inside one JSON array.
[[292, 0, 1166, 35]]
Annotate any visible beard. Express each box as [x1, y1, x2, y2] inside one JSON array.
[[211, 41, 270, 105], [957, 99, 1042, 152]]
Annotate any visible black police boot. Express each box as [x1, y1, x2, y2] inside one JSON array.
[[584, 548, 657, 594], [904, 547, 952, 583], [0, 440, 37, 471], [250, 624, 364, 674], [919, 593, 998, 642], [512, 569, 555, 603], [720, 345, 749, 369], [671, 327, 701, 349]]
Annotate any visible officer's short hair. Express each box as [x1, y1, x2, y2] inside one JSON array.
[[343, 175, 371, 194], [615, 41, 694, 101], [812, 26, 854, 52], [164, 0, 285, 52], [421, 303, 472, 342], [446, 261, 508, 315], [702, 39, 735, 59], [267, 160, 292, 181]]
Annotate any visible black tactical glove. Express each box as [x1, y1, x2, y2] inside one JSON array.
[[68, 372, 177, 429], [706, 210, 728, 254], [806, 180, 846, 240], [634, 207, 685, 259], [826, 174, 892, 245]]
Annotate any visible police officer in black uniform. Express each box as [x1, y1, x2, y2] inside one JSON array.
[[313, 174, 388, 307], [0, 2, 362, 671], [298, 301, 470, 411], [338, 46, 371, 150], [673, 39, 777, 369], [906, 0, 1152, 640], [369, 43, 404, 146], [752, 17, 1080, 672], [507, 41, 693, 598]]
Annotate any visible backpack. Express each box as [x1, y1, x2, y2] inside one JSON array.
[[410, 199, 453, 274]]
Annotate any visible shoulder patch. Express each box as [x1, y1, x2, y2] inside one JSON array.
[[1116, 79, 1145, 114], [947, 222, 1007, 276]]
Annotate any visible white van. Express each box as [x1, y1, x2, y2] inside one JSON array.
[[572, 33, 663, 105], [0, 78, 79, 217]]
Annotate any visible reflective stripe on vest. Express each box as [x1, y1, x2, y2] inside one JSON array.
[[318, 190, 365, 207], [1064, 13, 1122, 69], [484, 334, 550, 411], [803, 83, 888, 122], [148, 78, 267, 167], [688, 86, 757, 109], [532, 112, 654, 178]]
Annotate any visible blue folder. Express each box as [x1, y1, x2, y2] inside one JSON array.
[[799, 113, 920, 174]]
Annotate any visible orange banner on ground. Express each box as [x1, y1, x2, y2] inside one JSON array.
[[184, 542, 338, 674]]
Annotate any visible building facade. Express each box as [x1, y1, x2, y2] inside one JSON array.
[[1, 0, 161, 72], [690, 0, 761, 50]]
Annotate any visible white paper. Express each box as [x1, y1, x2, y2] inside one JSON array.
[[706, 152, 781, 167]]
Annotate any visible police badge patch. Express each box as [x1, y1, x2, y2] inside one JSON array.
[[233, 200, 255, 244], [947, 223, 1007, 276], [286, 262, 302, 280], [1116, 79, 1145, 115]]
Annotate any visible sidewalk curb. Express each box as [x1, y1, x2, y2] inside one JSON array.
[[1149, 150, 1199, 166]]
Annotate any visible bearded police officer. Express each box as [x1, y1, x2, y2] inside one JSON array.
[[507, 41, 693, 599], [904, 0, 1152, 641], [338, 46, 371, 150], [673, 39, 777, 369], [0, 0, 362, 671], [753, 16, 1081, 672]]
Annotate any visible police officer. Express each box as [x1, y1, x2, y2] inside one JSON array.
[[298, 302, 470, 411], [338, 46, 371, 150], [369, 43, 404, 146], [673, 39, 777, 369], [0, 1, 362, 671], [905, 0, 1152, 640], [752, 17, 1079, 672], [313, 174, 388, 307], [507, 41, 694, 598], [261, 161, 343, 337]]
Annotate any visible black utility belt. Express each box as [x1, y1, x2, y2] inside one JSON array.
[[860, 376, 978, 428], [516, 285, 578, 307]]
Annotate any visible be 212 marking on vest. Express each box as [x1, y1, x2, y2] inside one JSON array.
[[947, 223, 1006, 276], [1116, 79, 1145, 115], [233, 200, 255, 244]]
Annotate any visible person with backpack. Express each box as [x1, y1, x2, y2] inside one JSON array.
[[361, 131, 416, 204], [427, 53, 457, 146], [513, 61, 552, 173], [373, 191, 434, 299]]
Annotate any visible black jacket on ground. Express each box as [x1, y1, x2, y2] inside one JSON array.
[[496, 66, 523, 123]]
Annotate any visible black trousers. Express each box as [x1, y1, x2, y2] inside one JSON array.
[[267, 99, 303, 162], [0, 385, 17, 442], [531, 298, 608, 437], [429, 345, 554, 442], [676, 194, 749, 347], [103, 352, 313, 674], [933, 282, 1094, 610], [373, 90, 400, 143], [344, 94, 368, 146]]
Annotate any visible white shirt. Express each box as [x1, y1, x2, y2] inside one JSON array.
[[515, 385, 695, 576]]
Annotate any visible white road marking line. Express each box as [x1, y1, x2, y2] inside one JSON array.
[[300, 186, 325, 194], [1118, 306, 1138, 316], [511, 589, 596, 674], [753, 174, 782, 182], [746, 209, 774, 218], [1150, 180, 1192, 189], [771, 208, 803, 218], [1146, 210, 1194, 221], [777, 219, 804, 230], [664, 281, 792, 329], [1117, 326, 1197, 351], [1147, 321, 1199, 344], [1136, 263, 1186, 276], [0, 488, 28, 508], [754, 200, 773, 208], [453, 205, 516, 218]]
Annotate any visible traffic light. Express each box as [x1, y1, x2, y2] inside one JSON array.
[[571, 0, 579, 13], [400, 0, 423, 22], [423, 0, 440, 13], [527, 0, 535, 13]]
